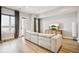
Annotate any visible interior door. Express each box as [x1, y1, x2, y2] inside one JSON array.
[[21, 18, 27, 37]]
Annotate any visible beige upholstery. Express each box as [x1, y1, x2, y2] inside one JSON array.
[[26, 31, 62, 53]]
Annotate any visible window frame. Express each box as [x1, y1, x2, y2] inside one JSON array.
[[1, 14, 15, 34]]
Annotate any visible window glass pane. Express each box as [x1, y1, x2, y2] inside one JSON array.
[[1, 14, 15, 39], [1, 27, 10, 34], [11, 16, 15, 26], [1, 15, 9, 26]]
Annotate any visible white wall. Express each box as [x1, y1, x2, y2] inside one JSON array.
[[30, 15, 37, 32], [77, 8, 79, 42], [19, 12, 31, 36], [19, 12, 37, 36], [1, 7, 37, 37], [39, 9, 77, 39]]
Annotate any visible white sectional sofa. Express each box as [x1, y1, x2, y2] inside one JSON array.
[[25, 31, 62, 53]]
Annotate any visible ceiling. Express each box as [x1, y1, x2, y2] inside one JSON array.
[[5, 6, 60, 14]]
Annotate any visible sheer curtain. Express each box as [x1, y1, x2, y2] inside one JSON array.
[[1, 14, 15, 40]]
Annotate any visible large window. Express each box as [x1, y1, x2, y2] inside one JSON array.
[[10, 16, 15, 33], [1, 14, 15, 39], [2, 15, 9, 26], [1, 28, 9, 34], [11, 16, 15, 26]]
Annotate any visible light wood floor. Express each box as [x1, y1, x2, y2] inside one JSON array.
[[0, 37, 79, 53], [59, 38, 79, 53]]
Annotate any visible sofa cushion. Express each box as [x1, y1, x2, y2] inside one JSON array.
[[38, 33, 55, 38]]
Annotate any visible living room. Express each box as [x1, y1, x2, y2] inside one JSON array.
[[0, 6, 79, 53]]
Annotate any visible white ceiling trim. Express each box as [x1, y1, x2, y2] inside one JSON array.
[[38, 7, 78, 18], [4, 6, 60, 15]]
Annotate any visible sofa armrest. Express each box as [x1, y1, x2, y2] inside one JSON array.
[[51, 34, 62, 52]]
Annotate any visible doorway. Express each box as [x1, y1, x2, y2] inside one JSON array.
[[21, 18, 27, 39]]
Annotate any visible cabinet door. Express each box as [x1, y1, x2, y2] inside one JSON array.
[[39, 36, 50, 50], [31, 35, 38, 44]]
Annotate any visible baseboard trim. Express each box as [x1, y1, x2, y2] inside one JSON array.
[[63, 36, 73, 39], [0, 38, 15, 43]]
